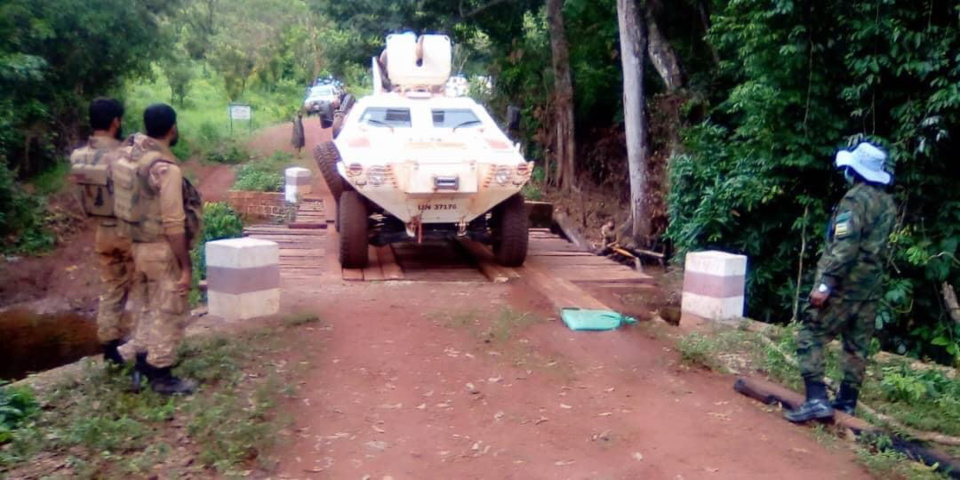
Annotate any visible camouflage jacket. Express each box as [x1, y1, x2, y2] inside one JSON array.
[[815, 183, 897, 301]]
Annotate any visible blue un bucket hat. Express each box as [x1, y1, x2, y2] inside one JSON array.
[[835, 142, 892, 185]]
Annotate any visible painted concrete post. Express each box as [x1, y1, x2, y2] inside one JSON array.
[[285, 167, 312, 204], [206, 238, 280, 320], [681, 250, 747, 322]]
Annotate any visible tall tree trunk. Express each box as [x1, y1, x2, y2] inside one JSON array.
[[617, 0, 650, 242], [546, 0, 576, 192], [644, 5, 684, 162], [645, 7, 683, 92]]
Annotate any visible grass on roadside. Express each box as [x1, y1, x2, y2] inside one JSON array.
[[0, 330, 299, 479], [670, 321, 958, 480], [232, 151, 300, 193]]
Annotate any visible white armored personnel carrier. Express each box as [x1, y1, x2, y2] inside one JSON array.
[[315, 34, 532, 269]]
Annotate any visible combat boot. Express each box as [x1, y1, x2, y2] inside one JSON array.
[[101, 339, 125, 367], [785, 379, 834, 423], [832, 382, 860, 416], [131, 353, 150, 393], [148, 367, 198, 396]]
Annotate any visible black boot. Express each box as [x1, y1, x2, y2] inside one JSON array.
[[832, 383, 860, 416], [101, 340, 125, 367], [785, 379, 834, 423], [131, 353, 150, 393], [148, 366, 198, 396]]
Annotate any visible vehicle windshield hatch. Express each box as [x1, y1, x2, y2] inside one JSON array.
[[432, 109, 481, 129], [361, 107, 413, 128]]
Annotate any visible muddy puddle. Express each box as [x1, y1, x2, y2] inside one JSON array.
[[0, 309, 100, 381]]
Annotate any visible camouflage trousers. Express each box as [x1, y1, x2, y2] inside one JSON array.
[[95, 223, 135, 343], [118, 241, 189, 368], [796, 299, 877, 387]]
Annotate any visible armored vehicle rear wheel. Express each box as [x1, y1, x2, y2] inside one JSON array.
[[339, 191, 369, 268], [493, 194, 528, 267]]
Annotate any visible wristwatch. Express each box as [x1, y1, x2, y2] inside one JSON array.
[[817, 283, 831, 294]]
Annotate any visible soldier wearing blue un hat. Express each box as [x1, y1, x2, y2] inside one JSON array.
[[786, 142, 898, 423]]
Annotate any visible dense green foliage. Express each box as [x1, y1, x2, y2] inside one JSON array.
[[190, 202, 244, 305], [0, 162, 54, 255], [0, 333, 291, 476], [231, 151, 297, 193], [0, 385, 38, 443], [668, 0, 960, 362], [232, 166, 284, 193], [0, 0, 172, 177]]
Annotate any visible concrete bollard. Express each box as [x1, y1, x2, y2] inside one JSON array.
[[285, 167, 312, 204], [206, 238, 280, 320], [681, 250, 747, 323]]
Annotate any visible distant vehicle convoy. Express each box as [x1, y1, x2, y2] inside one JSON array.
[[314, 34, 532, 269], [303, 84, 340, 116]]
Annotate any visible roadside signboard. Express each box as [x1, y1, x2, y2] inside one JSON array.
[[228, 104, 252, 132]]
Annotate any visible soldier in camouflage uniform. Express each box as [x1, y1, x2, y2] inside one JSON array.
[[68, 98, 133, 367], [786, 142, 897, 423], [115, 104, 203, 395]]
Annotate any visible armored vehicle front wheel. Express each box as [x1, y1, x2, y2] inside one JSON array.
[[493, 194, 529, 267], [339, 191, 369, 268], [313, 141, 345, 202]]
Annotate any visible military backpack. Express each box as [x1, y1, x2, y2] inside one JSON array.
[[69, 143, 117, 218], [113, 135, 203, 244]]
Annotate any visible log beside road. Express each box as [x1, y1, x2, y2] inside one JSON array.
[[734, 376, 960, 478]]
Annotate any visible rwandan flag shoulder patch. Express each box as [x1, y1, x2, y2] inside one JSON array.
[[834, 211, 853, 238]]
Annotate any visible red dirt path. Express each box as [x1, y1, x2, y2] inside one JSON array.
[[243, 123, 871, 479], [269, 280, 870, 480]]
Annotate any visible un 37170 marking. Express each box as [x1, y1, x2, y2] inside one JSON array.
[[418, 203, 458, 211]]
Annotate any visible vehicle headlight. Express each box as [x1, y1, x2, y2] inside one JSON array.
[[495, 165, 513, 186], [347, 163, 364, 177], [368, 166, 386, 186]]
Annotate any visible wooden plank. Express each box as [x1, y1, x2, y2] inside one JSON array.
[[519, 263, 609, 311], [401, 270, 488, 282], [279, 258, 324, 264], [529, 245, 587, 253], [530, 238, 579, 247], [288, 223, 328, 230], [279, 248, 325, 257], [342, 268, 364, 282], [252, 241, 325, 248], [455, 239, 520, 284], [246, 229, 321, 236], [528, 251, 595, 257], [376, 246, 404, 280], [362, 246, 386, 281], [553, 268, 652, 283], [526, 255, 618, 266], [246, 235, 325, 243]]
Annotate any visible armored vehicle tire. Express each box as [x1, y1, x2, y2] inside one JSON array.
[[493, 194, 529, 267], [313, 142, 345, 201], [339, 191, 369, 268], [319, 102, 334, 128]]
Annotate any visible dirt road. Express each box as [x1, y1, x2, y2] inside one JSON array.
[[244, 124, 872, 479]]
